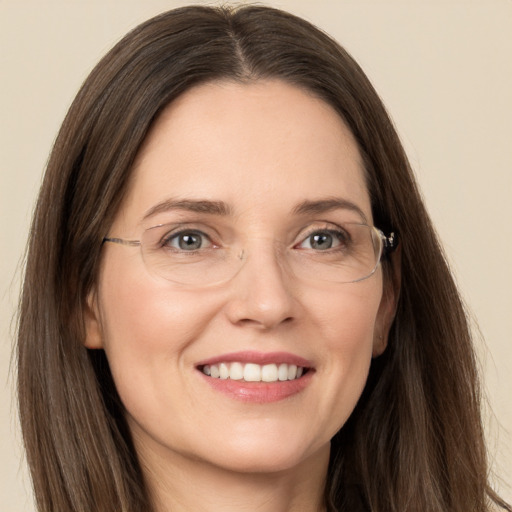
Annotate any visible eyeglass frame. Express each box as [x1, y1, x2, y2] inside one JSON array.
[[102, 223, 398, 285]]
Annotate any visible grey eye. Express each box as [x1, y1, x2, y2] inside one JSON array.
[[299, 230, 344, 251], [165, 231, 209, 251], [309, 233, 333, 250]]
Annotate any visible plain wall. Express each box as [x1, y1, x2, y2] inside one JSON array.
[[1, 0, 510, 509]]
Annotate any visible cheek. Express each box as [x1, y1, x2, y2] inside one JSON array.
[[95, 255, 214, 402], [304, 280, 382, 434], [310, 278, 382, 352], [100, 279, 188, 355], [98, 246, 212, 341]]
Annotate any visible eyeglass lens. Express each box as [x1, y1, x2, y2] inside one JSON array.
[[139, 223, 384, 287]]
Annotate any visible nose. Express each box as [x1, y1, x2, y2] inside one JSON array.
[[223, 244, 298, 330]]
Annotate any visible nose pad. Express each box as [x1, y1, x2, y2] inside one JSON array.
[[224, 241, 297, 329]]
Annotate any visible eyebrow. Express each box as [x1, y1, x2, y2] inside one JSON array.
[[293, 198, 368, 223], [143, 199, 232, 220], [143, 196, 367, 223]]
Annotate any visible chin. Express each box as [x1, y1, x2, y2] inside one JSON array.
[[192, 427, 330, 475]]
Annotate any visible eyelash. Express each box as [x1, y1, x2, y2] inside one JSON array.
[[158, 224, 350, 253], [295, 227, 349, 251], [160, 229, 215, 251]]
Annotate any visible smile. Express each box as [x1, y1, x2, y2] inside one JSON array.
[[196, 351, 314, 402], [201, 362, 307, 382]]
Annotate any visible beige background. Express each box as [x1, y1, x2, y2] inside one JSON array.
[[1, 0, 511, 509]]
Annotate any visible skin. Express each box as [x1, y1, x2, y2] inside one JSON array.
[[85, 79, 397, 512]]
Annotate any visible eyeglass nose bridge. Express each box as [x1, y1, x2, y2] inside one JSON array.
[[226, 239, 295, 282]]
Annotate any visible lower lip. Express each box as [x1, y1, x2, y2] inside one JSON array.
[[198, 371, 314, 403]]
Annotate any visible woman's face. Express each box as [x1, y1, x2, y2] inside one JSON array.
[[86, 80, 395, 475]]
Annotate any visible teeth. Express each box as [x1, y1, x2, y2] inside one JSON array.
[[230, 362, 244, 380], [278, 363, 288, 381], [288, 364, 297, 380], [219, 363, 229, 380], [244, 363, 261, 382], [261, 364, 278, 382], [201, 362, 307, 382]]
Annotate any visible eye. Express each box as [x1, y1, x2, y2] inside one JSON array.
[[297, 229, 348, 251], [163, 230, 212, 251]]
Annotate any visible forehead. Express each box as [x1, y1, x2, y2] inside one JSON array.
[[117, 79, 370, 227]]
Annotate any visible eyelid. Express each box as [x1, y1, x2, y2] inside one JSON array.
[[165, 229, 215, 250], [146, 220, 353, 248], [149, 222, 218, 237], [156, 209, 240, 229], [146, 222, 221, 249], [294, 220, 348, 240], [163, 225, 213, 238]]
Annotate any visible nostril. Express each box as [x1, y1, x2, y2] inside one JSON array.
[[235, 315, 294, 329], [223, 258, 298, 329]]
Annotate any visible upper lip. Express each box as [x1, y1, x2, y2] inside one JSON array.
[[195, 351, 313, 368]]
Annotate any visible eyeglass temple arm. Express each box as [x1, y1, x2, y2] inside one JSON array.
[[103, 237, 141, 247], [383, 231, 398, 254]]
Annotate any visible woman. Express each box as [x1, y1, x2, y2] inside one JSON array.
[[16, 5, 510, 512]]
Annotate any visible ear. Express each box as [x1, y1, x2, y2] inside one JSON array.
[[83, 288, 104, 349], [373, 246, 401, 357]]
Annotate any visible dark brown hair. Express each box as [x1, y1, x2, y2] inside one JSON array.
[[17, 5, 510, 512]]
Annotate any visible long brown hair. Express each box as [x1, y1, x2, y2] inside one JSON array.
[[16, 5, 510, 512]]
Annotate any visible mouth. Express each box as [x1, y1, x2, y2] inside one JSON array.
[[199, 362, 309, 382], [195, 351, 314, 403]]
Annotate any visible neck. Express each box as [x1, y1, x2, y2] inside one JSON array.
[[135, 434, 330, 512]]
